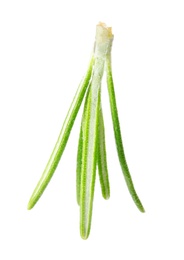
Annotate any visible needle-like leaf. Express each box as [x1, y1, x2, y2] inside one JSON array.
[[77, 88, 110, 205], [106, 55, 145, 213], [80, 84, 100, 239], [76, 87, 90, 205], [97, 90, 110, 200], [27, 56, 94, 210], [76, 118, 84, 205]]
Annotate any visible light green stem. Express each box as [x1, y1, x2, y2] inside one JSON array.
[[80, 24, 113, 239], [27, 56, 94, 210], [106, 55, 145, 213]]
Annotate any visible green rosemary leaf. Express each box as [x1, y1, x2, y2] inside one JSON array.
[[76, 119, 83, 205], [97, 90, 110, 200], [76, 87, 90, 205], [27, 56, 94, 210], [106, 55, 145, 213], [80, 87, 99, 239], [78, 87, 110, 208]]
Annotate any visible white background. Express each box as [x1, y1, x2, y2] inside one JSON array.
[[0, 0, 184, 259]]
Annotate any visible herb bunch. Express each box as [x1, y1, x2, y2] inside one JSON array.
[[28, 22, 145, 239]]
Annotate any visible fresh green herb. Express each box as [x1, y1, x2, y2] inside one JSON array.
[[96, 89, 110, 200], [28, 22, 145, 239]]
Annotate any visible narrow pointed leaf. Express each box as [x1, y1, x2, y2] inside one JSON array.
[[80, 87, 100, 239], [106, 55, 145, 213], [76, 121, 83, 205], [27, 56, 94, 210], [97, 90, 110, 200], [76, 87, 90, 205], [78, 88, 110, 208]]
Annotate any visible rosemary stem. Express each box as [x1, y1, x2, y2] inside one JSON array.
[[80, 23, 113, 239]]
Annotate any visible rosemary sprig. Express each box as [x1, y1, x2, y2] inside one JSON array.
[[28, 22, 145, 239]]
